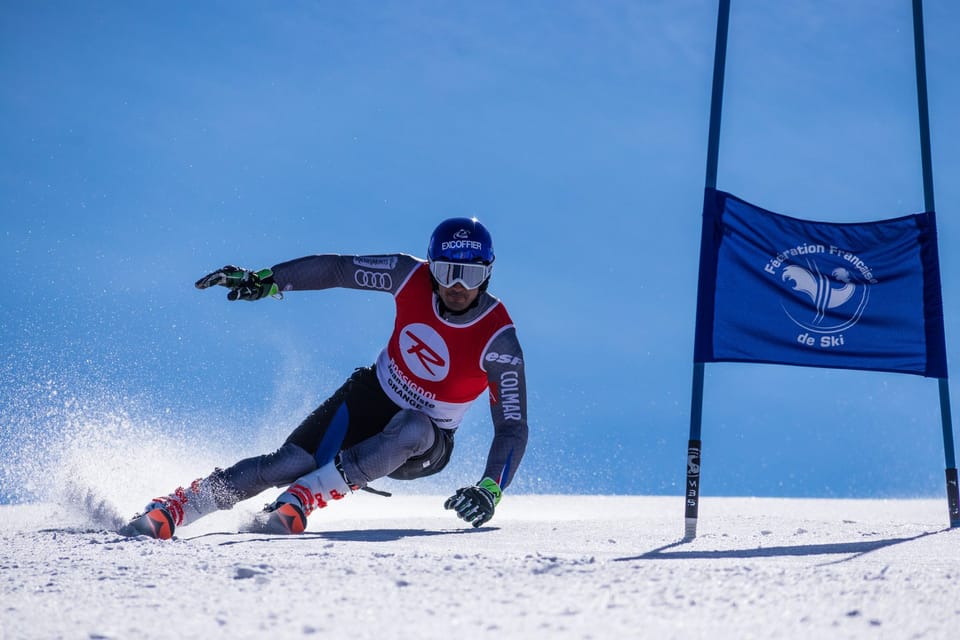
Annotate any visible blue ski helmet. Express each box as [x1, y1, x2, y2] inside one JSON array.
[[427, 217, 495, 265]]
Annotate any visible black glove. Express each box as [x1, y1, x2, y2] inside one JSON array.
[[444, 477, 502, 528], [195, 265, 280, 301]]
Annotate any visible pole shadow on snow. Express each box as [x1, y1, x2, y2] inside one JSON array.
[[203, 526, 498, 546], [613, 530, 944, 565]]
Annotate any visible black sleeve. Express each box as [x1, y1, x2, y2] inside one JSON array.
[[270, 253, 423, 295], [480, 326, 528, 490]]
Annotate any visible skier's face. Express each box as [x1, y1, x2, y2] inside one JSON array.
[[438, 282, 479, 311]]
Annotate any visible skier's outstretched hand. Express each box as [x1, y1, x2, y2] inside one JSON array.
[[444, 477, 502, 528], [195, 265, 280, 301]]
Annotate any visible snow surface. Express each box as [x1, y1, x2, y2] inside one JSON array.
[[2, 495, 958, 639]]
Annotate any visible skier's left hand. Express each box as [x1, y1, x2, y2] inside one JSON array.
[[444, 477, 502, 528], [195, 265, 280, 301]]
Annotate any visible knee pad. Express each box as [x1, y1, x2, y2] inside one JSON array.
[[382, 409, 436, 457], [388, 425, 454, 481]]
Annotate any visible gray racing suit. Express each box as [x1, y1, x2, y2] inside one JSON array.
[[272, 252, 528, 489]]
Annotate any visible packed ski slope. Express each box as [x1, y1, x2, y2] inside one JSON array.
[[2, 495, 957, 639]]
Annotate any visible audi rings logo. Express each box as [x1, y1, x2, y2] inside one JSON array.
[[354, 270, 393, 290]]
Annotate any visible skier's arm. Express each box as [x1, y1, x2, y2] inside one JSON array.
[[480, 327, 528, 490], [270, 253, 422, 295], [444, 326, 527, 528]]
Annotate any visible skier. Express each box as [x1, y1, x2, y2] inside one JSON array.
[[120, 217, 528, 539]]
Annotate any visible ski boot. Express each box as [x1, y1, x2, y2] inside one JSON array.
[[244, 498, 309, 535], [119, 503, 177, 540], [119, 471, 234, 539], [243, 459, 353, 535]]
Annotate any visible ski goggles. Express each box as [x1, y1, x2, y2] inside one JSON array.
[[429, 260, 492, 290]]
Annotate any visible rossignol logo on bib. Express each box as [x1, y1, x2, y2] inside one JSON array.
[[399, 323, 450, 381], [764, 243, 874, 350]]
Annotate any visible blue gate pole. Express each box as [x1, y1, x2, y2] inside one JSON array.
[[912, 0, 959, 527], [686, 0, 731, 541]]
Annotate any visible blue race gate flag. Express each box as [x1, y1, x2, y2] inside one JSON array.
[[694, 189, 948, 378]]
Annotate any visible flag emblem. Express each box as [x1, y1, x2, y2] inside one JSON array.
[[774, 257, 870, 335]]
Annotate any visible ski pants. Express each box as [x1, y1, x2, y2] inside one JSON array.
[[213, 365, 454, 505]]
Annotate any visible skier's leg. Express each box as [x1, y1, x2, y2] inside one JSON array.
[[340, 409, 449, 484], [217, 442, 318, 500], [386, 421, 454, 481], [248, 457, 355, 534], [285, 366, 400, 466], [279, 408, 439, 507], [120, 442, 317, 538], [121, 366, 397, 538], [253, 410, 450, 534]]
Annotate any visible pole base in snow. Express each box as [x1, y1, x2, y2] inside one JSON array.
[[684, 439, 702, 540], [946, 468, 959, 528]]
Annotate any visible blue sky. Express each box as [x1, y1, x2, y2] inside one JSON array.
[[2, 1, 960, 504]]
